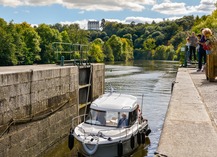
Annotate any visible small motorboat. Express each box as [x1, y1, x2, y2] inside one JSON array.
[[68, 92, 151, 157]]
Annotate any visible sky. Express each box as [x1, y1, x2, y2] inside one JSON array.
[[0, 0, 217, 29]]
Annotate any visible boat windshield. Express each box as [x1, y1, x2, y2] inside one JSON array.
[[85, 109, 129, 127]]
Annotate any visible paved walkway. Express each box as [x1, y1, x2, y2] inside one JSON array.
[[156, 68, 217, 157]]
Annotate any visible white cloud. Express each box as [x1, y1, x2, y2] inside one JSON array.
[[125, 16, 163, 23], [152, 2, 188, 15], [60, 19, 89, 29], [193, 0, 217, 13], [152, 0, 217, 16], [0, 0, 156, 11]]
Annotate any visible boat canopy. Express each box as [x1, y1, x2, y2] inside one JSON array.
[[90, 93, 138, 112]]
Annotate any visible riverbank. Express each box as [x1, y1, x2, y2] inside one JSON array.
[[157, 68, 217, 157]]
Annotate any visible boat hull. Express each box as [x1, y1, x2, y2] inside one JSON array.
[[75, 131, 148, 157]]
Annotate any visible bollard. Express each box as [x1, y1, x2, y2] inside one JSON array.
[[184, 50, 188, 67], [61, 56, 64, 66], [181, 46, 187, 67]]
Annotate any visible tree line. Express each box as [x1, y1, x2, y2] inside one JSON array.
[[1, 10, 216, 66]]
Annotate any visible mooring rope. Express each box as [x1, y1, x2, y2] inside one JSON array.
[[0, 99, 69, 138]]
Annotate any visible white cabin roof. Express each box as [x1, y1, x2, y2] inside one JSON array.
[[90, 93, 138, 112]]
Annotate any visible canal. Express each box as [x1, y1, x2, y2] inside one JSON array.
[[44, 60, 179, 157], [104, 60, 179, 157]]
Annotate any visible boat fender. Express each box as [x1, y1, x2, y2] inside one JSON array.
[[82, 143, 98, 155], [145, 128, 151, 136], [117, 140, 123, 157], [137, 132, 141, 145], [141, 132, 145, 144], [68, 128, 74, 150], [130, 135, 135, 149]]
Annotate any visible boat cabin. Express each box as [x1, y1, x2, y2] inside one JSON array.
[[85, 93, 139, 128]]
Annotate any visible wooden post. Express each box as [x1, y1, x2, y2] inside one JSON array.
[[206, 53, 217, 82]]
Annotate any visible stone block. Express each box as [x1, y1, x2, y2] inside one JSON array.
[[60, 67, 70, 77], [0, 86, 10, 99], [18, 72, 30, 84], [18, 82, 30, 96], [52, 68, 61, 78], [17, 94, 30, 108], [32, 70, 43, 81], [38, 89, 47, 102]]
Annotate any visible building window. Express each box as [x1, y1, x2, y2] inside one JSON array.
[[88, 21, 100, 30]]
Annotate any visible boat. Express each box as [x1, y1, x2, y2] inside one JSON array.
[[68, 91, 151, 157]]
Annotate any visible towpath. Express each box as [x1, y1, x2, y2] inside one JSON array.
[[157, 68, 217, 157]]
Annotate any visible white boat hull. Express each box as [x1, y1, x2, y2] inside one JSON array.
[[73, 121, 150, 157], [68, 92, 152, 157], [76, 132, 147, 157]]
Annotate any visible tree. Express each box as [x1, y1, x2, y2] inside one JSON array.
[[153, 45, 164, 60], [143, 38, 156, 51], [36, 23, 62, 63], [62, 23, 88, 44], [15, 22, 41, 64], [121, 38, 134, 61], [101, 19, 106, 30], [88, 42, 104, 62], [103, 43, 114, 62], [123, 34, 132, 41], [0, 19, 17, 65], [117, 27, 134, 37], [103, 22, 119, 37], [134, 37, 145, 49], [106, 35, 123, 61]]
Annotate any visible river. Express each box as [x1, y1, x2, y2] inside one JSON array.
[[104, 60, 179, 157]]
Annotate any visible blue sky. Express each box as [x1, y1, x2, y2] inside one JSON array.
[[0, 0, 216, 29]]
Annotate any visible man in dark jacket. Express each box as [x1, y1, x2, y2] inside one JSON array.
[[197, 29, 206, 72]]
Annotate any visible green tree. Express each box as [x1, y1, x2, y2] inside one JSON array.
[[101, 19, 106, 30], [117, 27, 134, 37], [36, 23, 62, 63], [134, 37, 145, 49], [103, 42, 114, 62], [121, 38, 134, 61], [15, 22, 41, 64], [62, 24, 88, 44], [0, 19, 17, 65], [106, 35, 123, 61], [143, 38, 156, 51], [154, 45, 166, 60], [88, 38, 104, 62]]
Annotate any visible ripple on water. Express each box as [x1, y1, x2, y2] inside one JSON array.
[[105, 60, 179, 157]]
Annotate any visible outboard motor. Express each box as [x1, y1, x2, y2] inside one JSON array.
[[68, 128, 74, 150]]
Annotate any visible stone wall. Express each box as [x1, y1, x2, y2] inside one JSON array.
[[0, 64, 104, 157], [92, 63, 105, 100]]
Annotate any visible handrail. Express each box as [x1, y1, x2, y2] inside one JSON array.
[[71, 114, 88, 128]]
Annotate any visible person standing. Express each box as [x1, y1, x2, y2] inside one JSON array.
[[188, 32, 198, 62], [185, 37, 191, 63], [197, 33, 206, 72]]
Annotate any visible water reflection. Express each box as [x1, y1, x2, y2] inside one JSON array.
[[105, 60, 179, 156]]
